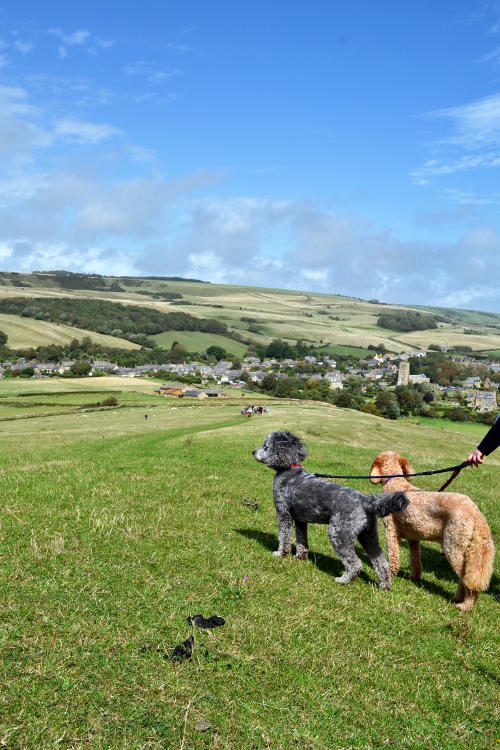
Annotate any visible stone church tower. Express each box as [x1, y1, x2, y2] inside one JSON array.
[[397, 361, 409, 385]]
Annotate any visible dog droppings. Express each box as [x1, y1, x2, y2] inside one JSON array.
[[188, 614, 225, 629], [164, 635, 194, 661]]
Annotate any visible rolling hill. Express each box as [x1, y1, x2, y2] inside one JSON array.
[[0, 270, 499, 356]]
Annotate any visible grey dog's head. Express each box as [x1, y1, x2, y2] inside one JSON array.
[[252, 430, 307, 470]]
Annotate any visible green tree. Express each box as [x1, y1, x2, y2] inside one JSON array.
[[335, 390, 355, 409], [261, 373, 277, 391], [375, 390, 400, 419], [385, 400, 400, 420], [265, 339, 296, 359], [70, 361, 91, 376], [0, 329, 8, 346], [167, 344, 188, 363], [206, 345, 227, 361]]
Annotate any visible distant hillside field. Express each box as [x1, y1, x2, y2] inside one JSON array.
[[0, 270, 499, 354], [0, 313, 140, 350], [150, 330, 248, 357]]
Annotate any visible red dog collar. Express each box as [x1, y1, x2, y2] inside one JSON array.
[[289, 463, 302, 469]]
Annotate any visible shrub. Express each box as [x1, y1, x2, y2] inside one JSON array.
[[101, 396, 118, 407]]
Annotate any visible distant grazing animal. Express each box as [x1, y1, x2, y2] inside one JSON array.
[[370, 451, 494, 611], [252, 431, 409, 589]]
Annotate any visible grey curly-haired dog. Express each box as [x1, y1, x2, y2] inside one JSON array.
[[253, 431, 409, 589]]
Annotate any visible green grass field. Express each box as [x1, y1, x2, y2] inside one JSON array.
[[150, 330, 248, 357], [0, 380, 499, 749]]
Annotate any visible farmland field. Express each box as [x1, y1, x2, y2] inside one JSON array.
[[0, 313, 140, 350], [150, 330, 248, 357], [2, 271, 500, 354], [0, 379, 498, 749]]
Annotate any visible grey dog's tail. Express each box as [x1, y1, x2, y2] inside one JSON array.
[[365, 491, 409, 517]]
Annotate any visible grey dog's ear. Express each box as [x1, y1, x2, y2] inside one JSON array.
[[283, 431, 307, 461]]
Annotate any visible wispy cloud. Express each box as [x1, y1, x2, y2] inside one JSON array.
[[411, 92, 500, 185], [54, 118, 122, 144], [166, 42, 192, 53], [443, 187, 500, 205], [48, 28, 114, 58], [123, 60, 181, 85], [13, 39, 34, 55], [250, 166, 284, 175], [429, 92, 500, 148], [49, 27, 91, 46], [411, 151, 500, 183]]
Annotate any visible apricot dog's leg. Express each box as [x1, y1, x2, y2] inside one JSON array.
[[384, 517, 401, 578], [456, 587, 478, 613], [408, 540, 422, 583]]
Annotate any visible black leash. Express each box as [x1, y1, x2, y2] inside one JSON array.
[[313, 460, 472, 483]]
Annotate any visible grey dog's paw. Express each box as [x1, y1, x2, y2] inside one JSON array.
[[334, 574, 350, 584], [295, 550, 308, 560], [273, 549, 289, 557]]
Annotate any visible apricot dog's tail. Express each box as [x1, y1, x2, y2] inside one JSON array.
[[366, 491, 409, 518], [463, 511, 495, 592]]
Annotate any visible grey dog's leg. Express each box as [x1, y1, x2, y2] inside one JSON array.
[[295, 521, 309, 559], [358, 520, 391, 590], [274, 509, 292, 557], [328, 523, 362, 584]]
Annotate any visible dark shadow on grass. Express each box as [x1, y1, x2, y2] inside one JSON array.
[[235, 528, 373, 584], [392, 542, 500, 603]]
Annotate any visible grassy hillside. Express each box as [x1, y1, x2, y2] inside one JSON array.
[[151, 330, 248, 357], [0, 313, 140, 350], [1, 270, 500, 354], [0, 380, 498, 749]]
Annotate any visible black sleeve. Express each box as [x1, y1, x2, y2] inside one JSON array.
[[477, 418, 500, 456]]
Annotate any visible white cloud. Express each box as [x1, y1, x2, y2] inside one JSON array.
[[1, 191, 499, 310], [123, 60, 181, 85], [48, 28, 114, 58], [13, 39, 34, 55], [410, 151, 500, 182], [49, 28, 91, 46], [412, 92, 500, 188], [443, 187, 500, 205], [54, 118, 122, 144], [165, 42, 191, 53], [430, 92, 500, 148]]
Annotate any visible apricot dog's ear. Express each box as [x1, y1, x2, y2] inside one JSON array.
[[400, 456, 414, 477], [370, 456, 384, 484]]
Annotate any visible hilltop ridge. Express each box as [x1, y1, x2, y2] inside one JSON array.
[[0, 269, 499, 356]]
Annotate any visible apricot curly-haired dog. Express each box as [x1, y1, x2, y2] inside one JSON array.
[[370, 451, 494, 612]]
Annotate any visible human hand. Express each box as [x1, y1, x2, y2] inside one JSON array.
[[467, 448, 484, 467]]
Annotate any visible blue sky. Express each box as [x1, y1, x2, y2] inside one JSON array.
[[1, 1, 500, 310]]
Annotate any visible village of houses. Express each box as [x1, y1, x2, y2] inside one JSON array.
[[1, 348, 498, 414]]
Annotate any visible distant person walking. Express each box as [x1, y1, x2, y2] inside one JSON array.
[[467, 410, 500, 466]]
